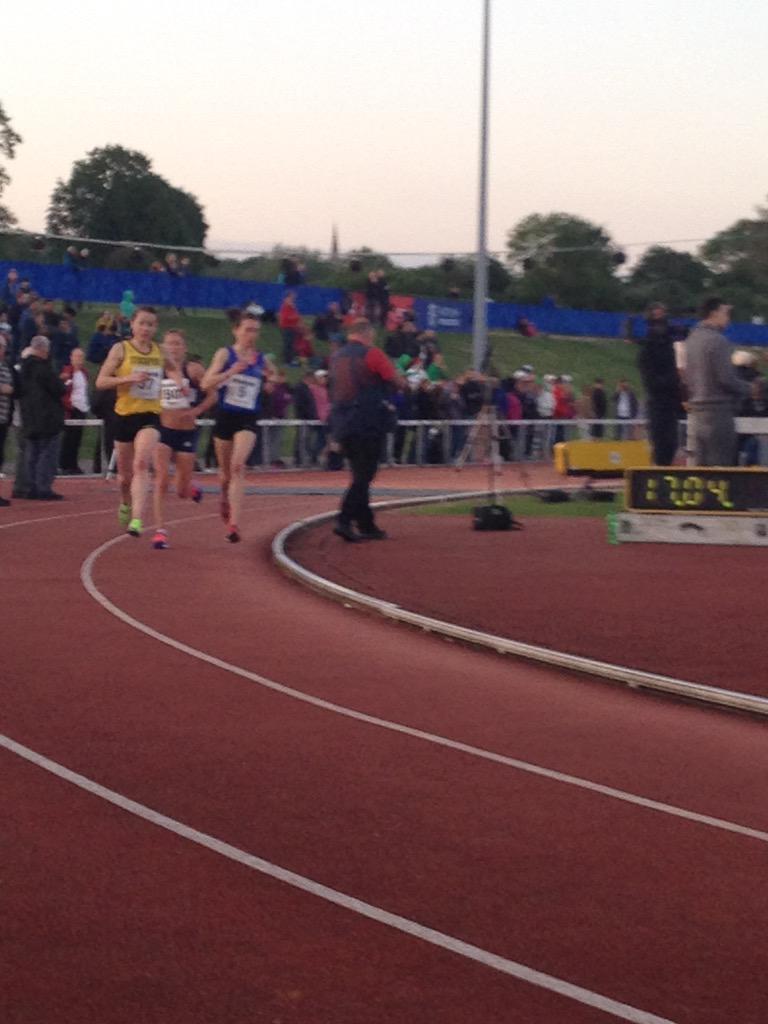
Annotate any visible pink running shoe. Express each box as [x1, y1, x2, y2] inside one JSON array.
[[226, 525, 240, 544], [152, 529, 169, 550], [190, 485, 203, 504]]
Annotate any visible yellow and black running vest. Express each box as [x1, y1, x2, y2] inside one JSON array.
[[115, 340, 163, 416]]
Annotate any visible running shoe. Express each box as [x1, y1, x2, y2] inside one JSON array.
[[127, 518, 143, 537], [190, 485, 203, 504], [226, 525, 241, 544], [220, 496, 230, 523], [118, 503, 132, 527], [152, 528, 169, 550]]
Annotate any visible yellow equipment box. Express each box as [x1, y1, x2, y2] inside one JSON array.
[[554, 439, 652, 477]]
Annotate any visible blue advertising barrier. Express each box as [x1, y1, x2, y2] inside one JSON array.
[[412, 297, 473, 333], [0, 260, 343, 316], [3, 258, 768, 345], [415, 295, 768, 346]]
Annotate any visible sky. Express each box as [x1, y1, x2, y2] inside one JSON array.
[[3, 0, 768, 260]]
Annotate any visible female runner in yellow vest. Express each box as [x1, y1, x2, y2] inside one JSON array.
[[96, 307, 183, 536]]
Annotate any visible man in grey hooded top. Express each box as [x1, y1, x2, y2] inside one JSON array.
[[685, 298, 750, 465]]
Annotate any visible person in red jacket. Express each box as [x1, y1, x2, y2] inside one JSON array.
[[329, 319, 398, 541], [552, 374, 576, 444], [278, 291, 302, 366], [293, 321, 315, 362]]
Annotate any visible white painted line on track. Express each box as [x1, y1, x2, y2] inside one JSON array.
[[80, 530, 768, 847], [0, 731, 676, 1024], [0, 507, 114, 530]]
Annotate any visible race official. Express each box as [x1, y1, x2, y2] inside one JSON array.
[[636, 302, 683, 465], [685, 298, 750, 466], [329, 318, 397, 541]]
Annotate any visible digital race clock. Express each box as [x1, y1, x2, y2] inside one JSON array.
[[625, 468, 768, 515]]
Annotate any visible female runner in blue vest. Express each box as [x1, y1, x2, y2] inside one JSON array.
[[201, 311, 275, 542]]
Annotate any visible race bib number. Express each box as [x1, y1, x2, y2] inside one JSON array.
[[225, 373, 261, 411], [129, 366, 163, 401], [161, 377, 191, 410]]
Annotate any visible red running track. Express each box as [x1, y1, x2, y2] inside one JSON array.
[[2, 469, 768, 1024], [289, 508, 768, 698]]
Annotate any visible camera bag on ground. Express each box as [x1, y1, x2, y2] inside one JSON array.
[[472, 503, 522, 531]]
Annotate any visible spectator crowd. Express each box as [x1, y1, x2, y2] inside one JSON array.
[[2, 264, 767, 507]]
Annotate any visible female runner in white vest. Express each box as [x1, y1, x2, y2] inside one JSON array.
[[151, 329, 217, 549]]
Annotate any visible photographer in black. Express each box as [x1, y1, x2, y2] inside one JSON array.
[[329, 318, 398, 541], [636, 302, 684, 465]]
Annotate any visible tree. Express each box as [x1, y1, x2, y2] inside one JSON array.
[[625, 246, 710, 313], [505, 212, 625, 310], [699, 206, 768, 318], [0, 101, 22, 228], [46, 145, 208, 256]]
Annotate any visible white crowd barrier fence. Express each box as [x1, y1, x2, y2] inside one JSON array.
[[46, 415, 768, 477]]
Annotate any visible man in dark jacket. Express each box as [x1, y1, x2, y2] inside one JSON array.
[[20, 335, 66, 500], [329, 318, 397, 540], [590, 377, 607, 438], [636, 303, 683, 465], [292, 371, 318, 466], [312, 303, 344, 344]]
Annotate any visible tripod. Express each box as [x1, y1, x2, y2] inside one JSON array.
[[454, 402, 531, 496]]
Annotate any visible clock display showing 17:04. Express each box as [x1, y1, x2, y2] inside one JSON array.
[[626, 468, 768, 514]]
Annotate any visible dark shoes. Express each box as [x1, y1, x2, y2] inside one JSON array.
[[13, 489, 64, 501], [333, 521, 360, 543], [0, 496, 10, 507], [357, 525, 388, 540], [333, 521, 388, 542]]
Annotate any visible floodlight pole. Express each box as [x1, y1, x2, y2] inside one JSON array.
[[472, 0, 491, 372]]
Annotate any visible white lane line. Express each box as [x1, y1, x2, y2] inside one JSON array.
[[0, 483, 313, 533], [81, 533, 768, 847], [0, 507, 114, 530], [0, 732, 676, 1024]]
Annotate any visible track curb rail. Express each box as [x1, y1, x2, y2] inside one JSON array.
[[272, 489, 768, 719]]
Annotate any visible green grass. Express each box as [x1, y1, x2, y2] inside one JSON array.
[[438, 328, 642, 391], [409, 493, 621, 518], [69, 304, 642, 394]]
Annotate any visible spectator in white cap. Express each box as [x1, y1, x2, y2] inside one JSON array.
[[537, 373, 556, 421]]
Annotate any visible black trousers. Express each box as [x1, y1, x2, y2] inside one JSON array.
[[91, 391, 116, 475], [60, 408, 89, 471], [647, 401, 679, 466], [339, 434, 382, 529]]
